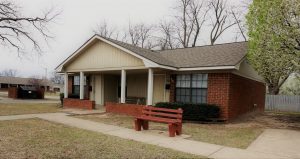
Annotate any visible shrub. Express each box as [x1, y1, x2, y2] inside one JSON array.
[[155, 102, 220, 121], [68, 94, 80, 99], [59, 93, 64, 106]]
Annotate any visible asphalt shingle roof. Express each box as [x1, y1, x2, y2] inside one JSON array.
[[158, 42, 248, 68], [0, 76, 53, 86], [103, 36, 247, 68], [103, 37, 176, 67]]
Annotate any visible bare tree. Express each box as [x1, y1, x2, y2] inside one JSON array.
[[127, 22, 154, 48], [0, 69, 17, 77], [0, 1, 60, 55], [93, 20, 119, 39], [190, 0, 209, 47], [208, 0, 238, 45], [173, 0, 209, 48], [128, 23, 141, 46], [174, 0, 194, 48], [158, 20, 174, 50], [139, 24, 153, 48], [157, 20, 181, 50], [231, 0, 253, 42], [232, 10, 247, 42], [50, 72, 64, 84]]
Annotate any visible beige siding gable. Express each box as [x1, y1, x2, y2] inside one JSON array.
[[233, 60, 265, 82], [65, 40, 145, 72]]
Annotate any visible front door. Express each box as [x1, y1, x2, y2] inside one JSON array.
[[153, 75, 166, 105]]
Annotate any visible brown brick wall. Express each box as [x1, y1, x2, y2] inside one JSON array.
[[36, 88, 45, 99], [8, 87, 18, 99], [63, 98, 95, 110], [207, 73, 231, 119], [207, 73, 265, 120], [169, 75, 176, 103], [105, 102, 144, 117], [0, 88, 8, 91], [227, 74, 265, 120], [169, 73, 266, 121]]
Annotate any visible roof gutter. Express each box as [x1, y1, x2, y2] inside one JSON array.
[[177, 65, 237, 71]]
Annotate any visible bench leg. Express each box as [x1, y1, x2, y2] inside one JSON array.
[[134, 119, 142, 131], [176, 123, 182, 135], [142, 120, 149, 130], [168, 123, 176, 137]]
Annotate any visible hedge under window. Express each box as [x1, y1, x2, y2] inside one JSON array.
[[176, 74, 208, 104]]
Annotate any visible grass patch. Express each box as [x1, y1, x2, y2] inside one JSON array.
[[45, 92, 60, 97], [183, 123, 262, 148], [77, 113, 263, 149], [265, 110, 300, 116], [0, 103, 61, 116], [0, 119, 203, 159]]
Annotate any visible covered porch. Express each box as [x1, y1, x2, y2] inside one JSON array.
[[63, 68, 170, 110]]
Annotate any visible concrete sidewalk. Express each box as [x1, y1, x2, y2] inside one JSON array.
[[60, 108, 105, 115], [247, 129, 300, 158], [0, 113, 291, 159]]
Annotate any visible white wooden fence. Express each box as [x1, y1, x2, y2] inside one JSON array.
[[265, 95, 300, 112]]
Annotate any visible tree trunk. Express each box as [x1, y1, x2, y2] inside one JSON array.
[[268, 85, 280, 95]]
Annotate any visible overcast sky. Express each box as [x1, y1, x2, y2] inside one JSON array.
[[0, 0, 244, 78]]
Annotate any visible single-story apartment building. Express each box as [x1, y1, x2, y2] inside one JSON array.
[[56, 35, 266, 120], [0, 76, 62, 92]]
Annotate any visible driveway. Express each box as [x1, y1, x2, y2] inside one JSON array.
[[247, 129, 300, 158]]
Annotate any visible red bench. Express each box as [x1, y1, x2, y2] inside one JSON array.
[[134, 106, 183, 137]]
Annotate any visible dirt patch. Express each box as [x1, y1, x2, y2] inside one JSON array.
[[227, 111, 300, 130]]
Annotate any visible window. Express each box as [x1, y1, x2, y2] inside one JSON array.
[[73, 76, 80, 95], [176, 74, 208, 104], [72, 76, 87, 96]]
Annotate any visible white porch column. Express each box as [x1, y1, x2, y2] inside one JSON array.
[[80, 72, 85, 100], [121, 69, 126, 103], [147, 68, 154, 105], [64, 72, 68, 98]]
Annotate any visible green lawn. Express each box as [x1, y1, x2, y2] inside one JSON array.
[[45, 92, 60, 97], [0, 103, 61, 116], [77, 113, 263, 149], [0, 119, 203, 159]]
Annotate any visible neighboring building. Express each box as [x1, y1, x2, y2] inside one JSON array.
[[56, 35, 266, 120], [52, 83, 64, 93], [0, 76, 62, 92]]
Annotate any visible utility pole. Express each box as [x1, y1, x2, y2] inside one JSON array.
[[43, 67, 48, 79]]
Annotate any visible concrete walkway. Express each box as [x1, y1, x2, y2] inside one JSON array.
[[247, 129, 300, 159], [0, 113, 293, 159], [60, 108, 105, 115]]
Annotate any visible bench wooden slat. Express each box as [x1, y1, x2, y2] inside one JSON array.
[[143, 106, 183, 114], [135, 106, 183, 137], [138, 116, 181, 123], [142, 110, 182, 119]]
